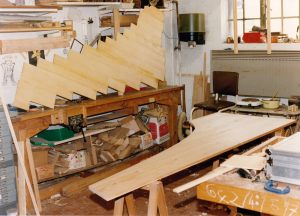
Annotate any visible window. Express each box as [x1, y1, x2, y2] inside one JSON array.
[[228, 0, 300, 39]]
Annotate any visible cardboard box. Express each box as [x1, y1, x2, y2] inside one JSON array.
[[35, 164, 54, 181], [67, 150, 86, 170], [148, 116, 170, 144]]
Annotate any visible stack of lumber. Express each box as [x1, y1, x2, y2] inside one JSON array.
[[93, 116, 151, 163], [13, 6, 165, 110]]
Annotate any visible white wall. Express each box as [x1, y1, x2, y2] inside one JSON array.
[[176, 0, 229, 114]]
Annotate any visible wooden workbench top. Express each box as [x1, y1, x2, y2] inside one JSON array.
[[89, 113, 295, 201], [198, 173, 300, 216]]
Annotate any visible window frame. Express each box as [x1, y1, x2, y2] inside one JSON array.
[[228, 0, 300, 38]]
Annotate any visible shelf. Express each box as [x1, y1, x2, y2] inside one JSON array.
[[0, 26, 72, 33], [0, 5, 61, 13], [56, 2, 121, 6], [38, 144, 161, 183]]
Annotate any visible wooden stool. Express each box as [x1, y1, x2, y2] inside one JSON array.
[[113, 181, 168, 216]]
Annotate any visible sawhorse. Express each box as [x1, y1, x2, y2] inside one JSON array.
[[113, 181, 168, 216]]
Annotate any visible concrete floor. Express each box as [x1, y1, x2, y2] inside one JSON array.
[[40, 165, 231, 216]]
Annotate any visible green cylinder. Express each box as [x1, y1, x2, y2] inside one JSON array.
[[178, 13, 205, 45], [178, 13, 205, 33]]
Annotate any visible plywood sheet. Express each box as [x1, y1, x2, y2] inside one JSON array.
[[220, 155, 266, 170], [89, 113, 294, 201]]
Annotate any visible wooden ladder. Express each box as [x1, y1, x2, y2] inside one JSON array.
[[113, 181, 168, 216]]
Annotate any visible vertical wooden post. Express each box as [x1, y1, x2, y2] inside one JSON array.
[[233, 0, 238, 54], [0, 94, 40, 216], [125, 194, 136, 216], [25, 139, 42, 212], [266, 0, 271, 54], [113, 8, 120, 40], [18, 141, 26, 215], [114, 197, 125, 216]]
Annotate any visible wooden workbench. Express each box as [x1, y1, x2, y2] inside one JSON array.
[[197, 172, 300, 216], [196, 135, 300, 216], [12, 85, 184, 145], [229, 105, 300, 132], [89, 113, 295, 202], [11, 86, 184, 211]]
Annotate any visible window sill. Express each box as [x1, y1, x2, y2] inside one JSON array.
[[221, 43, 300, 50]]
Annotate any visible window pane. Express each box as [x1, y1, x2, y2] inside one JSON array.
[[271, 19, 282, 33], [229, 21, 244, 37], [245, 19, 261, 32], [283, 0, 299, 17], [228, 0, 243, 19], [283, 18, 299, 38], [270, 0, 281, 17], [244, 0, 260, 18]]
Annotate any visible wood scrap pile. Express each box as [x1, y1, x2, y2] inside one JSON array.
[[92, 116, 153, 164], [13, 6, 165, 110]]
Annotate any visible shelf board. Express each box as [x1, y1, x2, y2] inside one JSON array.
[[0, 5, 61, 13], [0, 26, 72, 33], [56, 2, 121, 6]]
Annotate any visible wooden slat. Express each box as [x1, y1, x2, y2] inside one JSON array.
[[53, 54, 107, 94], [89, 113, 295, 201], [37, 58, 97, 100], [103, 38, 164, 81], [97, 40, 161, 84], [81, 45, 141, 90], [88, 44, 158, 88], [67, 50, 125, 93], [0, 36, 69, 54]]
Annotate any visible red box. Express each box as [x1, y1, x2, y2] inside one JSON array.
[[242, 32, 266, 43]]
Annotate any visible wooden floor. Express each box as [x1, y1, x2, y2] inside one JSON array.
[[39, 164, 232, 216]]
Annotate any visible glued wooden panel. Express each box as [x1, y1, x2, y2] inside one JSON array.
[[14, 75, 57, 109], [37, 59, 97, 100], [92, 44, 158, 88], [103, 38, 164, 81], [124, 27, 164, 56], [53, 54, 108, 94], [143, 6, 164, 23], [116, 34, 164, 71], [89, 113, 294, 201], [67, 50, 126, 93], [21, 64, 73, 100], [81, 46, 141, 90]]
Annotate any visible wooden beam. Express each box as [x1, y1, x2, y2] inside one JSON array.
[[233, 0, 238, 54], [266, 0, 271, 54], [113, 8, 120, 40], [0, 36, 69, 54]]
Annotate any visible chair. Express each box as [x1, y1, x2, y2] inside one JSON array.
[[191, 71, 239, 119]]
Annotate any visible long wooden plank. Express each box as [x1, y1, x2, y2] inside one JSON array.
[[67, 50, 125, 93], [0, 36, 69, 54], [53, 55, 107, 94], [37, 58, 97, 100], [89, 113, 295, 201], [81, 45, 141, 90]]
